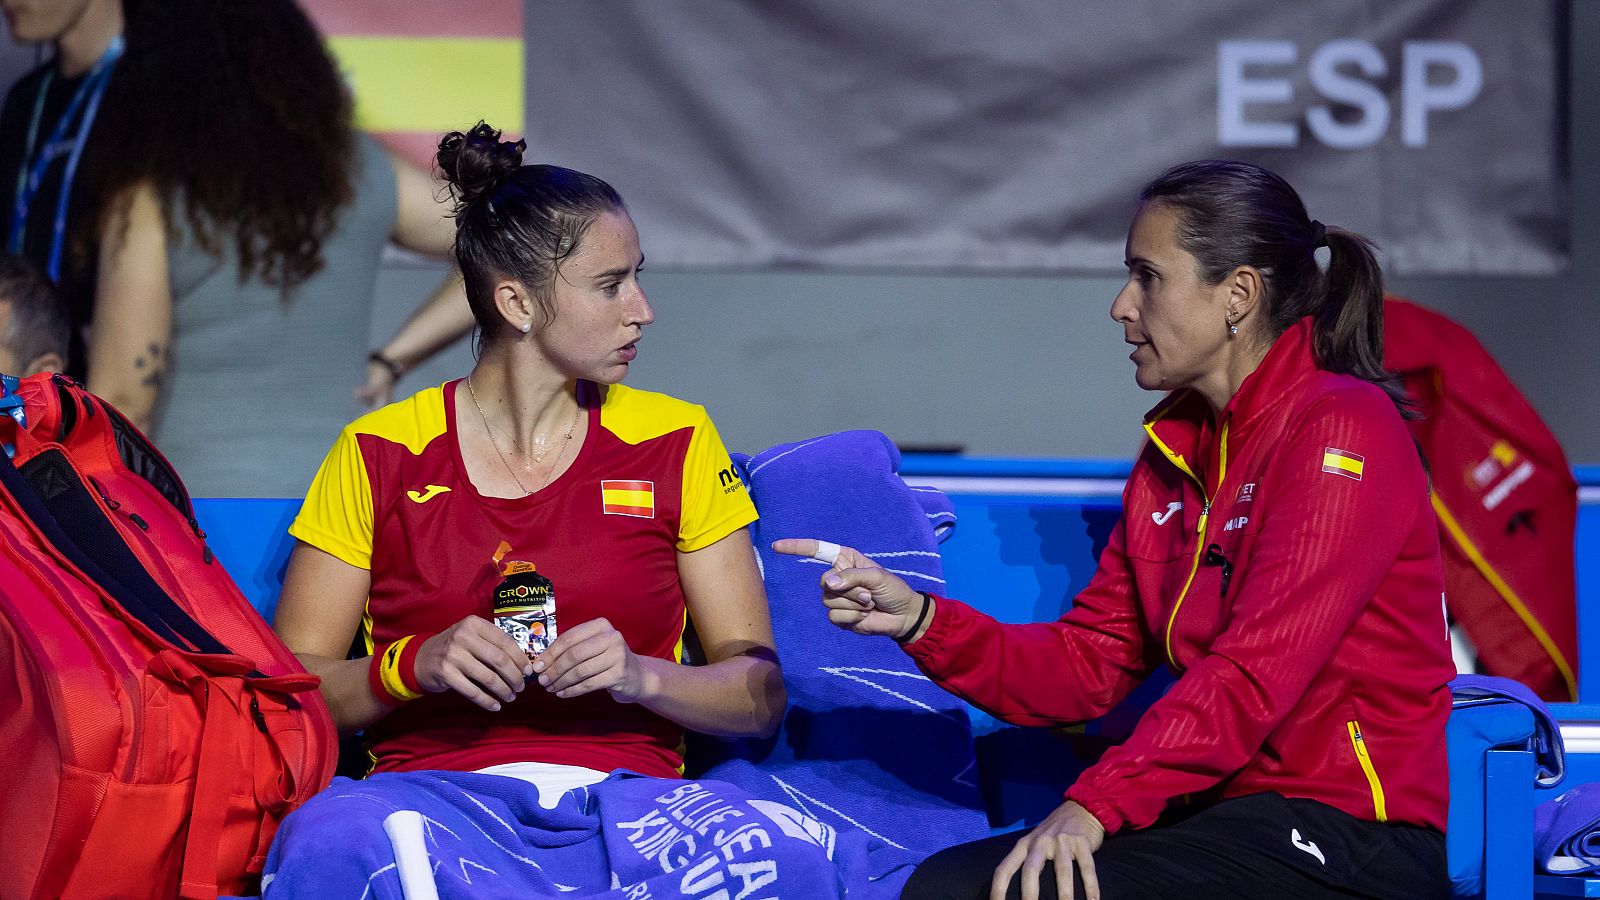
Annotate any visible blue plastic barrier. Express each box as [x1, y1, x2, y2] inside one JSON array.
[[193, 456, 1599, 898]]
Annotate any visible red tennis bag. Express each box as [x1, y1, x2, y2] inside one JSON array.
[[0, 373, 336, 899]]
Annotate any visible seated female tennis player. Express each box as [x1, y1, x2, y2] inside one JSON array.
[[780, 160, 1453, 900], [267, 123, 787, 891]]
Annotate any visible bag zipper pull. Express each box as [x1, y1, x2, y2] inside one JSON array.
[[87, 475, 120, 510], [250, 696, 270, 735]]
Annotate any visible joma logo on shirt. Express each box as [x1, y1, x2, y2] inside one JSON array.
[[406, 484, 451, 504], [1152, 501, 1182, 525]]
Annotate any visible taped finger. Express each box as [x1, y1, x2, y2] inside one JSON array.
[[811, 540, 841, 565]]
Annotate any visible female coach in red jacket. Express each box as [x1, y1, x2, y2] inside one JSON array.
[[778, 160, 1454, 900]]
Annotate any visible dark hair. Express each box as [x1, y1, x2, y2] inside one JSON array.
[[0, 253, 70, 367], [77, 0, 354, 293], [1139, 160, 1406, 412], [437, 122, 626, 351]]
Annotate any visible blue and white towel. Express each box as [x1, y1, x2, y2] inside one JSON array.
[[263, 770, 883, 898], [1537, 783, 1600, 875], [691, 431, 987, 892]]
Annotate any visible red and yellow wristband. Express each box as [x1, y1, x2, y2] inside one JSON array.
[[368, 634, 426, 703]]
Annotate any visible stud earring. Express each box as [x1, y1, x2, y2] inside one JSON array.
[[521, 322, 532, 333]]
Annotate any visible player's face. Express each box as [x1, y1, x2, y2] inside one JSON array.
[[536, 211, 652, 385], [1110, 203, 1232, 394]]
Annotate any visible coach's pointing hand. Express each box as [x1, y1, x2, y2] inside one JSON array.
[[771, 539, 934, 643]]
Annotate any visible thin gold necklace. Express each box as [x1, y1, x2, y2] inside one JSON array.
[[466, 377, 581, 496]]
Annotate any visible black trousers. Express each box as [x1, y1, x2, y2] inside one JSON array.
[[902, 793, 1448, 900]]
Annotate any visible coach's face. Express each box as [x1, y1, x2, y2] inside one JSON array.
[[1111, 203, 1233, 395]]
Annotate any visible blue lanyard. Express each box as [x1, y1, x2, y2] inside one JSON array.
[[0, 374, 23, 458], [8, 35, 124, 281]]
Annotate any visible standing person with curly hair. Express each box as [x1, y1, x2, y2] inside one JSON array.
[[263, 124, 801, 895], [2, 0, 476, 497]]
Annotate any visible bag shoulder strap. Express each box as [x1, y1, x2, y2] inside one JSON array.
[[0, 445, 235, 658]]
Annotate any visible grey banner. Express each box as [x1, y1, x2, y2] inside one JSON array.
[[525, 0, 1567, 275]]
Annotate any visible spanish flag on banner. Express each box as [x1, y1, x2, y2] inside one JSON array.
[[602, 481, 655, 518], [300, 0, 523, 171], [1322, 447, 1365, 481]]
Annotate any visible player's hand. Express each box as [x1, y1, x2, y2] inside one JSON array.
[[771, 538, 930, 640], [991, 800, 1105, 900], [533, 617, 653, 703], [413, 615, 532, 711]]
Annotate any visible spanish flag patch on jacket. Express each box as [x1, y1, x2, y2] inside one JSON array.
[[1322, 448, 1365, 480]]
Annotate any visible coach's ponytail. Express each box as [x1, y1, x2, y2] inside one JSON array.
[[1312, 227, 1403, 409], [1139, 160, 1408, 413]]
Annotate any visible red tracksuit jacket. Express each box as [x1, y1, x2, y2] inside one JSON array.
[[906, 319, 1454, 835], [1384, 298, 1577, 701]]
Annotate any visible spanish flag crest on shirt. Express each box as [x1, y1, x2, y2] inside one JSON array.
[[602, 480, 655, 518]]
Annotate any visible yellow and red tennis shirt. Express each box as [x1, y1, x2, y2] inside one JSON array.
[[289, 379, 757, 777]]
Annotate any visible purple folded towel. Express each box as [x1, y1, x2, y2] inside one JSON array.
[[1451, 673, 1563, 785]]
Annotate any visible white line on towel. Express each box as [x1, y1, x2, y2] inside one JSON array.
[[769, 776, 911, 851], [821, 666, 939, 713], [452, 787, 545, 868], [952, 759, 978, 789], [359, 863, 398, 900], [746, 435, 836, 479], [826, 666, 932, 680]]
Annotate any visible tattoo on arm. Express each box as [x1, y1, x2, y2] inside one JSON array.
[[134, 342, 166, 388]]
